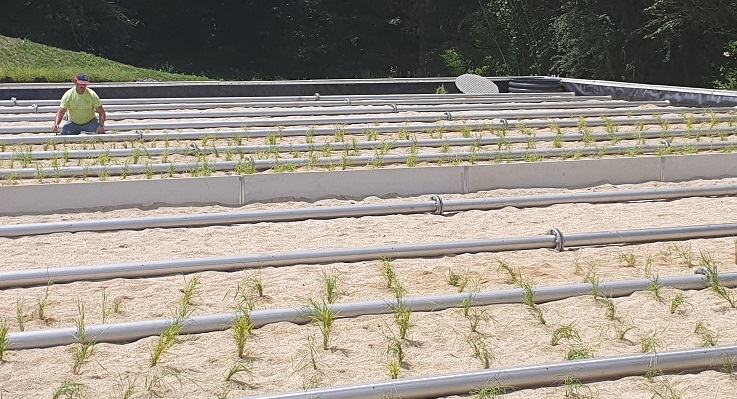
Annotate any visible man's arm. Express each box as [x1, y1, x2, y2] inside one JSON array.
[[52, 108, 67, 133], [95, 106, 106, 134]]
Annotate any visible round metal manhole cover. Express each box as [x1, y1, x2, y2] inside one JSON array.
[[454, 74, 499, 94]]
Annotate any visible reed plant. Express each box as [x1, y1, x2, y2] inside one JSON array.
[[149, 317, 184, 367], [0, 322, 8, 361], [467, 333, 493, 368], [225, 359, 253, 382], [391, 301, 412, 340], [320, 267, 341, 304], [550, 324, 581, 346], [72, 301, 96, 375], [447, 267, 469, 292], [52, 380, 87, 399], [473, 385, 511, 399], [694, 321, 717, 347], [231, 308, 254, 358], [307, 299, 339, 350]]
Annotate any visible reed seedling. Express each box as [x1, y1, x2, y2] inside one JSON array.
[[722, 356, 736, 374], [225, 359, 253, 382], [602, 297, 617, 320], [650, 379, 682, 399], [565, 346, 593, 360], [518, 278, 545, 325], [562, 374, 592, 398], [647, 276, 664, 303], [149, 317, 184, 367], [497, 259, 520, 284], [385, 334, 405, 379], [72, 301, 96, 375], [447, 267, 469, 292], [694, 321, 717, 347], [467, 333, 493, 369], [392, 301, 412, 340], [641, 334, 664, 353], [37, 281, 53, 322], [551, 324, 581, 346], [180, 275, 201, 311], [0, 322, 8, 361], [52, 380, 87, 399], [701, 256, 737, 308], [231, 308, 254, 358], [669, 293, 690, 314], [473, 384, 511, 399], [615, 320, 635, 342], [305, 330, 320, 370], [320, 267, 341, 304], [307, 299, 339, 350], [16, 296, 28, 331], [618, 252, 637, 267]]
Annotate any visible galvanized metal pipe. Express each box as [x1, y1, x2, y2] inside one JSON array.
[[1, 223, 736, 289], [7, 272, 737, 350], [5, 127, 734, 162], [1, 92, 578, 108], [2, 140, 735, 179], [239, 345, 737, 399], [0, 95, 614, 115], [0, 100, 671, 123], [2, 185, 736, 238], [1, 106, 732, 135]]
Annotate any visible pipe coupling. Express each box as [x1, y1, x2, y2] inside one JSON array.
[[499, 119, 508, 128], [345, 98, 351, 105], [391, 104, 398, 113], [429, 194, 444, 215], [661, 139, 670, 147], [11, 97, 17, 106], [32, 104, 38, 114], [444, 111, 452, 121], [548, 228, 565, 251], [137, 130, 144, 140], [314, 93, 320, 100]]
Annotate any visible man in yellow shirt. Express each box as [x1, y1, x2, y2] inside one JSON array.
[[52, 73, 107, 135]]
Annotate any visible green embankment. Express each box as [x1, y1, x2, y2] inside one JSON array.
[[0, 35, 210, 83]]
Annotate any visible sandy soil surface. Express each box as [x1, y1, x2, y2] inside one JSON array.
[[1, 178, 737, 398]]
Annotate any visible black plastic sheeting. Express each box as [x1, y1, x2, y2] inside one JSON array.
[[562, 80, 737, 107]]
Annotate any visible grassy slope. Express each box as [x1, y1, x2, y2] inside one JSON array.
[[0, 35, 210, 83]]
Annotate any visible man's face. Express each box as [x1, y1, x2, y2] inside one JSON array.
[[75, 81, 88, 93]]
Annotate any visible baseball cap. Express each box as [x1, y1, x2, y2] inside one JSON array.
[[74, 73, 90, 85]]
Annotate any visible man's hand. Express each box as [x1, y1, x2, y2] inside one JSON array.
[[52, 123, 60, 133], [96, 124, 105, 134]]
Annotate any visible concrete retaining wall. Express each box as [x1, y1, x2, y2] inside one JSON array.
[[2, 153, 736, 215]]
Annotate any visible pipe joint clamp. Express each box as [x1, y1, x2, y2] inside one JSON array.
[[429, 194, 444, 215], [661, 139, 670, 147], [391, 104, 398, 113], [499, 119, 508, 128], [549, 228, 565, 251], [32, 104, 38, 114], [444, 112, 452, 121], [345, 98, 351, 105], [11, 97, 17, 106], [314, 93, 320, 100]]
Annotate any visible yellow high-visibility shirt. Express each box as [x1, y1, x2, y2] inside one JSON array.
[[60, 87, 102, 124]]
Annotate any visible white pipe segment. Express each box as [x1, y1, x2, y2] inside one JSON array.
[[0, 95, 615, 115], [7, 272, 737, 350], [0, 92, 579, 108], [2, 127, 735, 162], [1, 223, 736, 289], [1, 184, 736, 238], [239, 345, 737, 399], [1, 106, 734, 135], [0, 100, 672, 123], [3, 140, 735, 179]]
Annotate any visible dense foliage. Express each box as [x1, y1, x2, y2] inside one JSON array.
[[1, 0, 736, 88]]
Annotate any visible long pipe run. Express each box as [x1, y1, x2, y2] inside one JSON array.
[[8, 272, 737, 350], [0, 113, 733, 145], [2, 185, 736, 238], [3, 139, 735, 179], [0, 92, 578, 108], [2, 105, 733, 135], [4, 127, 734, 162], [239, 345, 737, 399], [1, 223, 736, 289], [0, 96, 616, 115], [0, 100, 668, 123]]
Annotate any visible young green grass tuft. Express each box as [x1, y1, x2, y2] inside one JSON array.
[[231, 308, 255, 358], [149, 317, 184, 367], [473, 384, 511, 399], [694, 321, 718, 347], [550, 324, 581, 346], [72, 300, 96, 375], [565, 346, 594, 361], [225, 359, 253, 382], [307, 299, 339, 350], [467, 333, 493, 369], [391, 301, 412, 340], [641, 334, 664, 354], [320, 267, 341, 304], [0, 322, 8, 362], [447, 267, 470, 292], [52, 380, 87, 399]]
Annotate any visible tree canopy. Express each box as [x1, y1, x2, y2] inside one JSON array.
[[1, 0, 736, 88]]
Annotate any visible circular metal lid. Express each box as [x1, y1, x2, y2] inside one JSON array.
[[454, 74, 499, 94]]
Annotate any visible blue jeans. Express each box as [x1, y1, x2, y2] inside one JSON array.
[[61, 119, 99, 135]]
